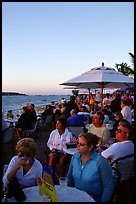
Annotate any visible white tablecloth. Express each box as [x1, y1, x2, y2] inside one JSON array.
[[63, 145, 77, 155], [5, 185, 95, 202]]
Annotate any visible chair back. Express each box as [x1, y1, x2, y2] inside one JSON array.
[[110, 154, 134, 202], [110, 154, 134, 182], [23, 119, 41, 137], [2, 127, 15, 144], [45, 115, 53, 124], [2, 128, 16, 164], [68, 126, 85, 138], [44, 115, 53, 130]]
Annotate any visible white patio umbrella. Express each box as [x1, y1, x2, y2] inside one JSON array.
[[60, 63, 134, 108]]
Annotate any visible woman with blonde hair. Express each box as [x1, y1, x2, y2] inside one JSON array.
[[3, 138, 43, 189]]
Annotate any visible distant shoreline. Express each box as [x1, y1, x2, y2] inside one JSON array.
[[2, 92, 27, 96]]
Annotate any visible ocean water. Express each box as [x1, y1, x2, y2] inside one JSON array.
[[2, 95, 70, 118]]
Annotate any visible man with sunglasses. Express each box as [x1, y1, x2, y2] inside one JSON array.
[[101, 117, 134, 202], [101, 120, 134, 163]]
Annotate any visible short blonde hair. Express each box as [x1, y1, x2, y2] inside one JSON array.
[[16, 138, 37, 158]]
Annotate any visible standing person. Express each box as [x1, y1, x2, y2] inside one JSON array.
[[2, 138, 43, 189], [121, 100, 132, 124], [95, 91, 102, 105], [124, 93, 134, 107], [47, 118, 73, 178], [65, 95, 79, 118], [15, 106, 32, 139], [102, 93, 112, 109], [66, 132, 114, 202], [26, 102, 30, 111], [29, 103, 37, 125], [110, 93, 121, 113]]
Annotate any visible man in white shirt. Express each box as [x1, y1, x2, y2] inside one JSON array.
[[101, 120, 134, 163], [121, 99, 132, 124]]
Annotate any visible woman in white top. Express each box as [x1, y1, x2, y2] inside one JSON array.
[[3, 138, 43, 189], [47, 117, 73, 178]]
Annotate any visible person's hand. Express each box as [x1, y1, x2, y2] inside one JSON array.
[[13, 160, 23, 171], [51, 148, 57, 153], [71, 136, 77, 144], [15, 157, 28, 169]]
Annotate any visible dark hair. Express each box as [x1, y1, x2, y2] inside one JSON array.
[[121, 99, 129, 106], [119, 118, 130, 126], [79, 132, 100, 151], [30, 103, 35, 108], [56, 117, 67, 129], [114, 111, 123, 120], [118, 119, 133, 140], [102, 108, 109, 115], [70, 95, 76, 102], [96, 111, 104, 122], [22, 106, 29, 112]]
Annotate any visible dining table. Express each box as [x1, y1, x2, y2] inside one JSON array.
[[5, 118, 18, 127], [4, 185, 96, 202]]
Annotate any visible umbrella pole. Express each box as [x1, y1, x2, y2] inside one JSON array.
[[88, 88, 90, 104], [101, 84, 104, 110]]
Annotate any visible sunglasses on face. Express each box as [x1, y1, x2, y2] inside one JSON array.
[[77, 142, 87, 146], [116, 129, 128, 134]]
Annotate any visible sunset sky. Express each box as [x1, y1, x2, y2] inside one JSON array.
[[2, 2, 134, 95]]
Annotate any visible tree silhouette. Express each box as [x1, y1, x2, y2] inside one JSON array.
[[115, 53, 134, 77]]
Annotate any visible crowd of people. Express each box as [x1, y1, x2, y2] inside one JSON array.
[[2, 91, 134, 202]]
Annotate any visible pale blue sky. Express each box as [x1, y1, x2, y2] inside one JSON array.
[[2, 2, 134, 95]]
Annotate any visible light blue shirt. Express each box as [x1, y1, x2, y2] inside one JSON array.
[[67, 151, 114, 202], [3, 156, 43, 189]]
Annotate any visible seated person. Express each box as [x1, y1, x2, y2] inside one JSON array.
[[110, 111, 123, 138], [16, 106, 32, 139], [41, 104, 53, 123], [7, 110, 14, 119], [66, 132, 114, 202], [67, 109, 86, 127], [2, 138, 43, 189], [102, 117, 134, 202], [47, 118, 73, 178], [102, 108, 110, 124], [28, 103, 37, 125], [88, 112, 111, 144], [78, 105, 90, 115], [101, 120, 134, 163]]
